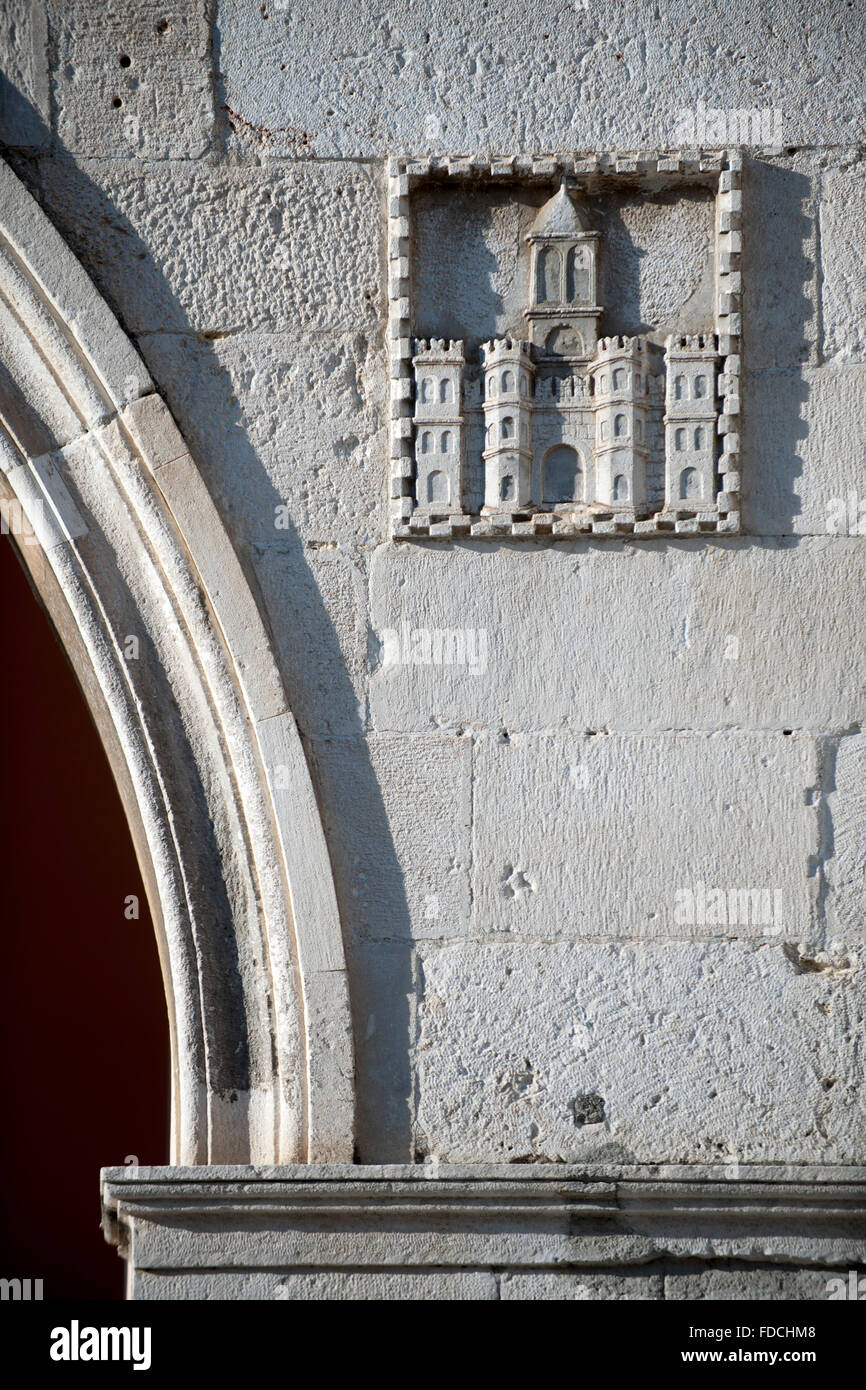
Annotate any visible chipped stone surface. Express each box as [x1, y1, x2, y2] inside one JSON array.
[[47, 0, 215, 159], [36, 159, 383, 336], [414, 941, 864, 1164]]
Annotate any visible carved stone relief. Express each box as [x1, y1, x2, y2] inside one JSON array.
[[388, 153, 742, 539]]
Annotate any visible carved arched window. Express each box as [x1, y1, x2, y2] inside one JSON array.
[[614, 413, 627, 437], [543, 445, 583, 504], [501, 474, 516, 502], [427, 470, 450, 503], [675, 375, 687, 400], [421, 431, 433, 453], [440, 430, 451, 453], [502, 370, 514, 392], [695, 375, 707, 398], [675, 427, 686, 451], [420, 377, 433, 403], [501, 416, 515, 439], [613, 474, 629, 501], [536, 246, 561, 304], [613, 369, 626, 390], [636, 418, 643, 441], [567, 245, 591, 303], [440, 378, 454, 404], [488, 375, 498, 397], [679, 467, 700, 500], [694, 426, 706, 449], [600, 420, 609, 441]]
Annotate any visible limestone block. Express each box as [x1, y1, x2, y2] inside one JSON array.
[[133, 1270, 498, 1300], [311, 733, 472, 941], [826, 734, 866, 946], [369, 539, 866, 734], [664, 1268, 856, 1300], [36, 159, 383, 335], [414, 941, 865, 1164], [744, 366, 866, 536], [470, 731, 817, 940], [821, 162, 866, 364], [140, 332, 387, 547], [46, 0, 214, 158], [0, 0, 50, 148], [500, 1272, 663, 1300], [255, 546, 368, 738], [217, 0, 865, 156]]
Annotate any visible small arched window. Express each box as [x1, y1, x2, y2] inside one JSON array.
[[566, 245, 590, 303], [614, 414, 627, 437], [600, 420, 609, 441], [694, 375, 707, 399], [536, 246, 561, 303], [543, 445, 582, 504], [675, 427, 686, 451], [613, 474, 629, 501], [440, 430, 451, 453], [502, 416, 515, 439], [520, 374, 528, 396], [420, 377, 433, 403], [674, 375, 687, 400], [635, 373, 642, 390], [421, 431, 433, 454], [501, 474, 516, 502], [694, 426, 706, 449], [488, 375, 498, 397], [440, 378, 453, 404], [636, 418, 643, 441], [679, 467, 700, 501], [613, 369, 626, 390], [502, 370, 514, 392], [427, 470, 450, 504]]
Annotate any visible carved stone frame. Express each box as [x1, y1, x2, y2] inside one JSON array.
[[387, 151, 743, 541]]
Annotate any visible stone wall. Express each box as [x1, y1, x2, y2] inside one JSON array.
[[4, 0, 866, 1178]]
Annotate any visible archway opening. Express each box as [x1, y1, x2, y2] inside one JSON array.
[[0, 537, 170, 1299]]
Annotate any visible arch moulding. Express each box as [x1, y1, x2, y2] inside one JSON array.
[[0, 157, 354, 1166]]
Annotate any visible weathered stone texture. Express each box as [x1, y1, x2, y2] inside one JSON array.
[[414, 941, 864, 1164], [369, 539, 866, 733], [216, 0, 866, 156], [36, 159, 383, 336]]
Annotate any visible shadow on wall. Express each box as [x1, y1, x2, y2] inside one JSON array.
[[0, 76, 414, 1164], [741, 160, 813, 535]]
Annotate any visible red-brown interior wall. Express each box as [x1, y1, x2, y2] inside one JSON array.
[[0, 535, 170, 1300]]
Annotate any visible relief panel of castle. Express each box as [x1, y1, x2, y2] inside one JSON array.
[[389, 157, 742, 540]]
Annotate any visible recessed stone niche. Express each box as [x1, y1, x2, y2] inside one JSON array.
[[387, 153, 742, 540]]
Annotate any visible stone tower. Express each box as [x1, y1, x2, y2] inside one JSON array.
[[525, 180, 601, 366], [480, 337, 535, 513], [663, 334, 720, 511], [412, 338, 465, 514]]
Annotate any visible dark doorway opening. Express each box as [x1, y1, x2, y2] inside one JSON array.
[[0, 536, 170, 1300]]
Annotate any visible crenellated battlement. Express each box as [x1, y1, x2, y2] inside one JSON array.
[[479, 336, 534, 365], [413, 338, 466, 361], [594, 333, 651, 359], [664, 333, 719, 356]]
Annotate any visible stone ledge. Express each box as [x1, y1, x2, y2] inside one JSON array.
[[102, 1165, 866, 1298]]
